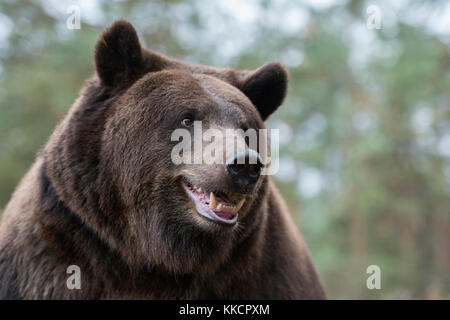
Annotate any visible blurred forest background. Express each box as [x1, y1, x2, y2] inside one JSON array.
[[0, 0, 449, 299]]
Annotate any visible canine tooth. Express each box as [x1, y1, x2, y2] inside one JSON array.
[[236, 198, 246, 212], [209, 192, 217, 210], [217, 204, 223, 210]]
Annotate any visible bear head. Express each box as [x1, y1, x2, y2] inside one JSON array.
[[43, 20, 288, 275]]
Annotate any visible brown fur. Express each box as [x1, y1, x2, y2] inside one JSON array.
[[0, 20, 325, 299]]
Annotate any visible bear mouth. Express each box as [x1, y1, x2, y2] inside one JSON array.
[[181, 178, 246, 225]]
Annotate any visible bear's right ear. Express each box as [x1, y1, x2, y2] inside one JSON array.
[[94, 20, 144, 87]]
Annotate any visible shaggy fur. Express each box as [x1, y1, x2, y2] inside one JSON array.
[[0, 20, 325, 299]]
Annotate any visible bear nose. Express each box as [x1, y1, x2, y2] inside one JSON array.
[[226, 150, 263, 188]]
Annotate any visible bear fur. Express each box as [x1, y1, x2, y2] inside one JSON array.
[[0, 20, 325, 299]]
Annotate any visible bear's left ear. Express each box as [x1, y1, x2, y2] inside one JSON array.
[[94, 20, 144, 87], [239, 62, 288, 120]]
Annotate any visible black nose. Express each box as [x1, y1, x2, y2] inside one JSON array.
[[226, 150, 263, 188]]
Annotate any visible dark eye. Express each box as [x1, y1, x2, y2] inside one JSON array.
[[181, 117, 194, 127]]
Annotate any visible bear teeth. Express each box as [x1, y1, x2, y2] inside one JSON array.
[[209, 192, 217, 210], [208, 192, 245, 213], [236, 198, 246, 211], [183, 180, 246, 214]]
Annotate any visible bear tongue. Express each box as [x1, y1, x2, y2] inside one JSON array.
[[215, 210, 236, 220]]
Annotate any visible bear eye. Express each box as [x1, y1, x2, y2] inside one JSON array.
[[181, 117, 194, 127]]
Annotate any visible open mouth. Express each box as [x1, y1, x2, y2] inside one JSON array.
[[181, 178, 246, 225]]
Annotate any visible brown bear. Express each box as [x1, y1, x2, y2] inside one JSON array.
[[0, 20, 325, 299]]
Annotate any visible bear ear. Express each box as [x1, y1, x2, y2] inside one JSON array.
[[239, 62, 288, 120], [94, 20, 144, 87]]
